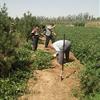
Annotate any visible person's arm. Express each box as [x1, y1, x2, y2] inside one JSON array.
[[49, 44, 59, 58], [52, 32, 56, 36]]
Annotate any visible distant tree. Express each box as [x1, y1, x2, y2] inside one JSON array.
[[97, 17, 100, 21], [15, 11, 40, 39]]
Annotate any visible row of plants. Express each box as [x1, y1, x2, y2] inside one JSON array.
[[0, 42, 33, 99], [0, 4, 52, 99], [0, 2, 48, 76], [0, 42, 52, 99], [55, 25, 100, 99]]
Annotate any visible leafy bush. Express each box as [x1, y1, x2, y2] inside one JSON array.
[[0, 48, 53, 99], [0, 66, 33, 100], [0, 46, 34, 99], [23, 41, 33, 50], [0, 4, 52, 100], [32, 50, 52, 70], [80, 63, 100, 95], [73, 21, 85, 27], [15, 11, 40, 39]]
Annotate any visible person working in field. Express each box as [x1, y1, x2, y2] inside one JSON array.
[[51, 40, 71, 64], [31, 26, 40, 51], [44, 24, 56, 48]]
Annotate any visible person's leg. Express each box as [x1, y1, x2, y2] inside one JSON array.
[[32, 36, 38, 51], [51, 35, 55, 43], [57, 51, 64, 64], [34, 36, 39, 50], [65, 45, 71, 62], [32, 37, 35, 51], [45, 35, 50, 48]]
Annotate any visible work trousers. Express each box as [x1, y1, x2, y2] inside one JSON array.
[[32, 35, 39, 51], [57, 44, 71, 64], [45, 35, 55, 48]]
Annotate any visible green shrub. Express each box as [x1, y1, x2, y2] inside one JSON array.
[[73, 21, 85, 27], [32, 50, 52, 70], [80, 63, 100, 95], [0, 67, 33, 100], [0, 4, 18, 76], [0, 46, 34, 99]]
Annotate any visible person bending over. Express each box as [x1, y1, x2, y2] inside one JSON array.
[[52, 40, 71, 64]]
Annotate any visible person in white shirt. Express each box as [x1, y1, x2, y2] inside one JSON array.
[[52, 40, 71, 64], [44, 24, 56, 48]]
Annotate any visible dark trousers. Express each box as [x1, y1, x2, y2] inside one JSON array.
[[57, 45, 71, 64], [45, 35, 55, 48], [32, 35, 39, 51]]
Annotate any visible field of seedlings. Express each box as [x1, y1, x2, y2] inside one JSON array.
[[0, 4, 100, 99], [55, 25, 100, 99]]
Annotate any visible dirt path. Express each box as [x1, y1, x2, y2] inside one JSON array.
[[19, 43, 82, 100]]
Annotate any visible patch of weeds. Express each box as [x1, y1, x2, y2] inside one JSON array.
[[32, 50, 53, 70]]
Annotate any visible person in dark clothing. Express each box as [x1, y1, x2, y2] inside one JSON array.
[[31, 26, 40, 51]]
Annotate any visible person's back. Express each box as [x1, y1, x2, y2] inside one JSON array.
[[45, 27, 52, 36], [52, 40, 71, 64], [44, 25, 54, 48], [52, 40, 71, 52]]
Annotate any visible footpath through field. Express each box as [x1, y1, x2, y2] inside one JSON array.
[[19, 42, 82, 100]]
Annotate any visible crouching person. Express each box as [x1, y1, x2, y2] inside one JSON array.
[[52, 40, 71, 64]]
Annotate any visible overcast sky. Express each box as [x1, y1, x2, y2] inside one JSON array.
[[0, 0, 100, 18]]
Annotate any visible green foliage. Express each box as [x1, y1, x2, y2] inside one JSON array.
[[55, 25, 100, 99], [90, 93, 100, 100], [0, 3, 10, 33], [15, 11, 40, 39], [80, 63, 100, 94], [0, 38, 52, 99], [73, 21, 85, 27], [0, 3, 53, 100], [32, 50, 52, 70], [1, 3, 99, 100], [0, 66, 33, 100], [23, 41, 33, 50], [0, 4, 18, 76], [0, 5, 35, 98], [0, 4, 38, 76], [81, 93, 100, 100], [0, 45, 34, 99], [16, 47, 32, 62]]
